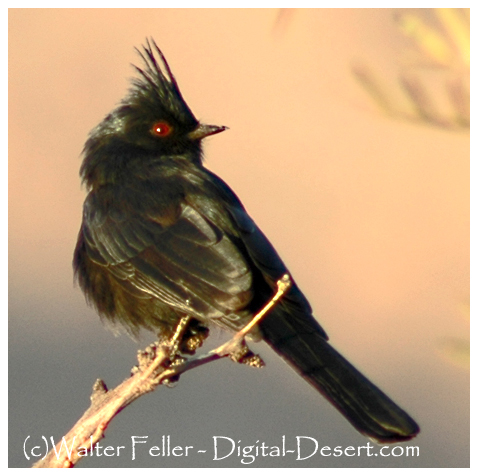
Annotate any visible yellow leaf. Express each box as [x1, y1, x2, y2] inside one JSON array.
[[397, 12, 452, 65], [435, 8, 470, 66]]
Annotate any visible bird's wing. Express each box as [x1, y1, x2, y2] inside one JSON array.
[[81, 192, 254, 329], [200, 172, 328, 339]]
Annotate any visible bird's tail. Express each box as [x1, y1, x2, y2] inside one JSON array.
[[259, 308, 420, 443]]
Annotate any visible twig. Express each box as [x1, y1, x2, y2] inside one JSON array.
[[32, 274, 291, 468]]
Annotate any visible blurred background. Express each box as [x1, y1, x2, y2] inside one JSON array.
[[9, 8, 469, 468]]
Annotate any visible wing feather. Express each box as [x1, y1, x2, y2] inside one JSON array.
[[82, 194, 253, 326]]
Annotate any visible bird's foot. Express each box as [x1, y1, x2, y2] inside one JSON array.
[[178, 319, 210, 355]]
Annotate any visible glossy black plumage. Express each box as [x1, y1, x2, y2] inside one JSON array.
[[74, 39, 419, 442]]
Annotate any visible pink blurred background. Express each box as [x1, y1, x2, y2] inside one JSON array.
[[9, 9, 469, 468]]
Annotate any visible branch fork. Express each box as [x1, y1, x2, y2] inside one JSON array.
[[33, 274, 291, 468]]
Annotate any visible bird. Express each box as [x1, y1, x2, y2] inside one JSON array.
[[73, 39, 419, 443]]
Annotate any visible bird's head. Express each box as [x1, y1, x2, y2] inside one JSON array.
[[80, 39, 226, 188]]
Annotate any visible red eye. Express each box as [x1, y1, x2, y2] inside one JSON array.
[[151, 122, 172, 137]]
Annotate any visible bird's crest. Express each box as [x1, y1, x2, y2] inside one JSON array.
[[127, 38, 197, 125]]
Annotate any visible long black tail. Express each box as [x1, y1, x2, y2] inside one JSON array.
[[259, 308, 420, 443]]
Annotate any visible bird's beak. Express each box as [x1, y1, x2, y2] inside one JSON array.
[[188, 123, 228, 141]]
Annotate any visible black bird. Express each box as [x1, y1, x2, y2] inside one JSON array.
[[74, 39, 419, 443]]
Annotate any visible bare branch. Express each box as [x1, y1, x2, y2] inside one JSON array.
[[32, 274, 291, 468]]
